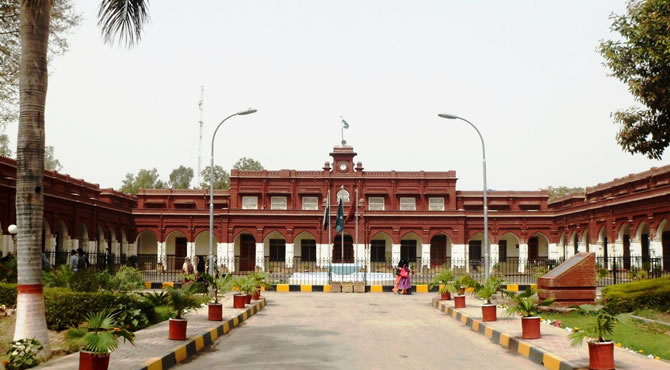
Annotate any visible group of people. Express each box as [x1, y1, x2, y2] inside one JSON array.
[[181, 255, 211, 281], [69, 248, 89, 272], [393, 259, 412, 295]]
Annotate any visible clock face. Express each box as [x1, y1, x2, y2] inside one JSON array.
[[339, 162, 348, 171]]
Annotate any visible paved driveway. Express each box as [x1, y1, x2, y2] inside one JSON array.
[[175, 292, 540, 370]]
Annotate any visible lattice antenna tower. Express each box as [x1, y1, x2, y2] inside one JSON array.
[[197, 85, 204, 186]]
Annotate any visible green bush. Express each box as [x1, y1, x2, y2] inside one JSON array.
[[106, 266, 143, 293], [603, 276, 670, 313], [0, 282, 17, 306], [0, 255, 17, 283], [68, 270, 103, 292]]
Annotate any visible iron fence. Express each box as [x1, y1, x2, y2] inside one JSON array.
[[42, 252, 670, 287]]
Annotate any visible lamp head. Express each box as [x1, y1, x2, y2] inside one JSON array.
[[8, 224, 17, 235], [438, 113, 460, 120], [238, 108, 257, 116]]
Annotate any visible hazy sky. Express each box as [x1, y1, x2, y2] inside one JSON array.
[[7, 1, 668, 191]]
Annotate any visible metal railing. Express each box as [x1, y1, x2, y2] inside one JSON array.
[[42, 252, 670, 287]]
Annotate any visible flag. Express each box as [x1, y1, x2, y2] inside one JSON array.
[[322, 200, 330, 230], [335, 199, 345, 232], [342, 119, 349, 129], [345, 201, 355, 223]]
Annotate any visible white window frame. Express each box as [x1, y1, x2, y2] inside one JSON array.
[[302, 196, 318, 210], [429, 197, 445, 211], [368, 197, 384, 211], [242, 196, 258, 210], [271, 196, 287, 210], [399, 197, 416, 211]]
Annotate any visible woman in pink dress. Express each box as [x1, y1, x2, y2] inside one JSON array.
[[397, 260, 411, 295]]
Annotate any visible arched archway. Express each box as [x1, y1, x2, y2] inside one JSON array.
[[293, 231, 317, 263], [333, 232, 353, 263], [430, 233, 452, 267], [618, 224, 631, 270], [581, 230, 590, 252], [497, 232, 521, 262], [370, 231, 392, 264], [55, 218, 69, 254], [194, 231, 216, 260], [598, 226, 609, 268], [264, 231, 286, 268], [528, 232, 550, 261], [570, 231, 579, 256], [400, 232, 422, 265], [135, 230, 158, 271], [468, 232, 486, 272], [636, 222, 651, 264], [234, 232, 256, 271], [657, 219, 670, 271]]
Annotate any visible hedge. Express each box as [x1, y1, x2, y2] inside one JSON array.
[[0, 283, 157, 331], [603, 276, 670, 313]]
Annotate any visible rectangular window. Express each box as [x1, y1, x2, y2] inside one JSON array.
[[401, 240, 417, 262], [368, 197, 384, 211], [302, 196, 318, 210], [300, 239, 316, 262], [269, 239, 285, 262], [399, 197, 416, 211], [242, 196, 258, 210], [370, 240, 386, 262], [429, 197, 445, 211], [271, 196, 287, 210]]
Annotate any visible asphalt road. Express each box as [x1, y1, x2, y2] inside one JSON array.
[[174, 292, 540, 370]]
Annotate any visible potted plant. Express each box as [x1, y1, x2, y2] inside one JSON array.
[[166, 283, 202, 340], [232, 276, 252, 308], [471, 276, 504, 322], [66, 309, 135, 370], [249, 271, 271, 300], [504, 287, 554, 339], [429, 269, 456, 300], [241, 276, 259, 304], [452, 275, 472, 308], [568, 304, 619, 370], [202, 273, 232, 321]]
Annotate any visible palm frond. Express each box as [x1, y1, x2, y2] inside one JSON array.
[[97, 0, 149, 47]]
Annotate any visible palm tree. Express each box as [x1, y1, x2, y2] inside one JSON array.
[[15, 0, 149, 358]]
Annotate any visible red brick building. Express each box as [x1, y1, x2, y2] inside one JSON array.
[[1, 145, 669, 274]]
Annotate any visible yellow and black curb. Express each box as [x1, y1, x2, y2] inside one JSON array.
[[146, 282, 534, 293], [431, 298, 578, 370], [139, 298, 267, 370]]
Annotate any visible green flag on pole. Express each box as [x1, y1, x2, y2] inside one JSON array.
[[342, 119, 349, 129], [335, 199, 345, 232]]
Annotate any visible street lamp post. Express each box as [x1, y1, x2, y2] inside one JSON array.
[[209, 108, 257, 276], [438, 113, 489, 282]]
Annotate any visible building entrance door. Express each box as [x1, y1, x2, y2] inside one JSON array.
[[623, 234, 631, 270], [430, 235, 447, 267], [528, 237, 539, 262], [240, 234, 256, 271], [175, 237, 187, 257]]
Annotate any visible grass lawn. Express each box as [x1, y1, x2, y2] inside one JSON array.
[[541, 311, 670, 360], [632, 308, 670, 325]]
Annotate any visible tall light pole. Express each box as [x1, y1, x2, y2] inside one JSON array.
[[209, 108, 257, 275], [438, 113, 489, 282]]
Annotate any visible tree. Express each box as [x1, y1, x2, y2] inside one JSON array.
[[200, 165, 230, 190], [233, 157, 264, 171], [0, 134, 11, 157], [541, 186, 585, 202], [120, 168, 165, 194], [0, 0, 80, 125], [16, 0, 149, 357], [600, 0, 670, 159], [168, 165, 193, 189], [44, 145, 62, 171]]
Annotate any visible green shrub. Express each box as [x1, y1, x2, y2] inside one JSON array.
[[0, 255, 17, 283], [68, 270, 103, 292], [43, 265, 75, 289], [154, 305, 173, 322], [0, 282, 17, 306], [106, 266, 143, 293], [603, 276, 670, 313]]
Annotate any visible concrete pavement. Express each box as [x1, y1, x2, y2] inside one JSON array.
[[175, 292, 540, 370]]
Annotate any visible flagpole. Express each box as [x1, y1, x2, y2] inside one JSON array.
[[327, 189, 331, 267]]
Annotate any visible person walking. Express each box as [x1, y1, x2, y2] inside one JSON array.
[[182, 257, 194, 281], [70, 250, 79, 272], [397, 260, 412, 295], [76, 248, 89, 270], [196, 255, 205, 278], [392, 260, 402, 293]]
